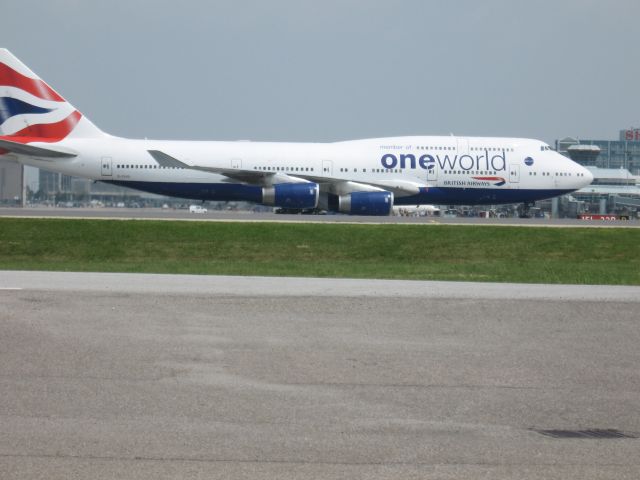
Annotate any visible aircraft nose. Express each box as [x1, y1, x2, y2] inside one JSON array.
[[582, 167, 594, 186]]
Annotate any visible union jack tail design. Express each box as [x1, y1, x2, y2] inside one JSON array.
[[0, 48, 105, 148]]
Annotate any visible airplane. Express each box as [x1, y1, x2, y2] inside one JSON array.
[[0, 49, 593, 215]]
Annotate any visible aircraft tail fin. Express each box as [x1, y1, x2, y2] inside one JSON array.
[[0, 48, 105, 143]]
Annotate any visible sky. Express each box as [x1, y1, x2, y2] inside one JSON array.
[[3, 0, 640, 145]]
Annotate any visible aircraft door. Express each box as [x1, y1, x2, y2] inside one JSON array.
[[427, 160, 437, 181], [322, 160, 333, 176], [101, 157, 112, 177], [231, 158, 242, 169], [509, 164, 520, 183]]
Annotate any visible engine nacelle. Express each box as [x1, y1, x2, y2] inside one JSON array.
[[262, 183, 319, 209], [332, 191, 394, 216]]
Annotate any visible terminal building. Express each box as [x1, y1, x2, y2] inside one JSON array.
[[556, 128, 640, 216], [1, 160, 171, 208], [556, 128, 640, 174], [0, 157, 23, 204], [36, 170, 163, 206]]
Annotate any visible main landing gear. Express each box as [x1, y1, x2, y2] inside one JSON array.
[[519, 202, 535, 218]]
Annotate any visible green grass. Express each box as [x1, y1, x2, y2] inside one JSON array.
[[1, 218, 639, 284]]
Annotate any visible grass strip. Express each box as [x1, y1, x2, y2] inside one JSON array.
[[0, 218, 639, 284]]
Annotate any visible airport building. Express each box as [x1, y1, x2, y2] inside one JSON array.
[[0, 157, 23, 204], [556, 128, 640, 175], [4, 163, 247, 209], [556, 129, 640, 216], [1, 164, 171, 207], [36, 170, 169, 207]]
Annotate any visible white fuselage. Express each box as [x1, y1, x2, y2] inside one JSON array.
[[19, 134, 593, 208]]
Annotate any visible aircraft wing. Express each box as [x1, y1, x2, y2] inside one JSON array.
[[147, 150, 428, 196], [274, 172, 427, 196], [352, 178, 427, 196], [0, 138, 77, 158], [148, 150, 287, 184]]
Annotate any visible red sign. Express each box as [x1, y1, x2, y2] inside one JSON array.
[[578, 214, 629, 221], [623, 129, 640, 141]]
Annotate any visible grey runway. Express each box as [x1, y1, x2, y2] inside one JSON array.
[[1, 272, 639, 479], [2, 207, 639, 227]]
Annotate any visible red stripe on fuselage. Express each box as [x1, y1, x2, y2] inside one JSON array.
[[472, 177, 503, 181], [0, 62, 65, 102]]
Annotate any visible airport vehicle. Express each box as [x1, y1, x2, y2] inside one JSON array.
[[393, 205, 440, 216], [189, 205, 207, 214], [0, 49, 593, 216]]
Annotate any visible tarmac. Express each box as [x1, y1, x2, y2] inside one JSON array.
[[1, 271, 639, 479], [1, 206, 639, 227]]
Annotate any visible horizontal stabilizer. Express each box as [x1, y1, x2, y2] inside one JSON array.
[[0, 138, 77, 158]]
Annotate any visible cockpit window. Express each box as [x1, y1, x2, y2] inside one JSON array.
[[540, 145, 552, 151]]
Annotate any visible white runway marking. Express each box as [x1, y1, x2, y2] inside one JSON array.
[[1, 271, 639, 301]]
